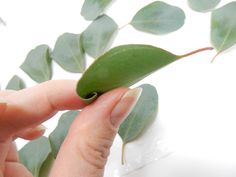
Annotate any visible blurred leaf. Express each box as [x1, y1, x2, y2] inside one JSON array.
[[82, 15, 118, 58], [6, 75, 25, 90], [211, 2, 236, 55], [81, 0, 113, 20], [20, 45, 52, 83], [39, 153, 54, 177], [19, 137, 51, 177], [76, 44, 212, 103], [49, 110, 78, 158], [188, 0, 220, 12], [119, 84, 158, 144], [131, 1, 185, 34], [52, 33, 85, 73], [118, 84, 158, 164]]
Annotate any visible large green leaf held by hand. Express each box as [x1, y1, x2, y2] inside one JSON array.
[[211, 2, 236, 58], [81, 0, 113, 20], [76, 44, 212, 103], [52, 33, 85, 73], [19, 137, 51, 177], [49, 111, 78, 158], [188, 0, 220, 12], [118, 84, 158, 164], [131, 1, 185, 34], [20, 45, 52, 83], [82, 15, 118, 58], [6, 75, 25, 90]]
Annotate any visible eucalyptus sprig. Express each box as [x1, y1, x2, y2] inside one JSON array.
[[3, 0, 236, 175]]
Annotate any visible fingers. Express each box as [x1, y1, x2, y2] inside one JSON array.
[[0, 80, 86, 138], [15, 125, 46, 140], [6, 142, 18, 162], [50, 87, 142, 177], [4, 162, 33, 177]]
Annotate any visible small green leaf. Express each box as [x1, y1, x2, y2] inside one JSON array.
[[6, 75, 25, 90], [52, 33, 85, 73], [49, 110, 78, 158], [39, 153, 54, 177], [20, 45, 52, 83], [19, 137, 51, 177], [188, 0, 221, 12], [76, 44, 212, 103], [82, 15, 118, 58], [118, 84, 158, 164], [81, 0, 113, 20], [211, 2, 236, 54], [131, 1, 185, 34]]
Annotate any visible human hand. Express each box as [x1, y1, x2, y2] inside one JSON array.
[[0, 80, 141, 177]]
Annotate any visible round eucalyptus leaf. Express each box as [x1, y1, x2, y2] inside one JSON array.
[[6, 75, 25, 90], [19, 137, 51, 177], [20, 45, 52, 83], [82, 15, 118, 58], [52, 33, 85, 73], [188, 0, 221, 12], [211, 2, 236, 54], [131, 1, 185, 34], [81, 0, 113, 20], [49, 110, 78, 158]]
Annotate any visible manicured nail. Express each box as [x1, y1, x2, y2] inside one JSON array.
[[111, 88, 142, 127], [35, 124, 47, 131]]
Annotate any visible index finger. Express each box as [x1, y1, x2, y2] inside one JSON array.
[[0, 80, 86, 137]]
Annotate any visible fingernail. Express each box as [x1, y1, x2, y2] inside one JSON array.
[[111, 88, 142, 127], [35, 124, 47, 132]]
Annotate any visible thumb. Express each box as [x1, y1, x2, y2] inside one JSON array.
[[50, 87, 142, 177]]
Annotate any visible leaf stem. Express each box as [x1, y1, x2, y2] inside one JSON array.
[[211, 52, 220, 63], [180, 47, 214, 58], [121, 143, 125, 165], [119, 23, 130, 30]]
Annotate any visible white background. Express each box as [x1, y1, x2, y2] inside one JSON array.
[[1, 0, 236, 176]]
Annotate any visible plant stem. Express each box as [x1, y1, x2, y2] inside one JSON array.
[[211, 52, 220, 63], [119, 23, 130, 30], [121, 143, 125, 165], [180, 47, 214, 58]]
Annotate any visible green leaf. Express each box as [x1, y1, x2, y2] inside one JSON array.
[[6, 75, 25, 90], [131, 1, 185, 34], [188, 0, 220, 12], [76, 44, 212, 103], [20, 45, 52, 83], [19, 137, 51, 177], [52, 33, 85, 73], [82, 15, 118, 58], [39, 153, 54, 177], [49, 110, 78, 158], [118, 84, 158, 164], [81, 0, 113, 20], [211, 2, 236, 54]]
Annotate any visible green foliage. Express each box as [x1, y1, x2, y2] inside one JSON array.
[[52, 33, 85, 73], [19, 137, 52, 177], [49, 110, 78, 158], [188, 0, 221, 12], [20, 45, 52, 83], [6, 75, 25, 90], [76, 45, 212, 103], [211, 2, 236, 55], [82, 15, 118, 58], [118, 84, 158, 164], [131, 1, 185, 34], [81, 0, 113, 20], [39, 153, 54, 177]]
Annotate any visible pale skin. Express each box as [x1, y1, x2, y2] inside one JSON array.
[[0, 80, 139, 177]]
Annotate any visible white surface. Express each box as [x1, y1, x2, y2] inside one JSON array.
[[1, 0, 236, 176]]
